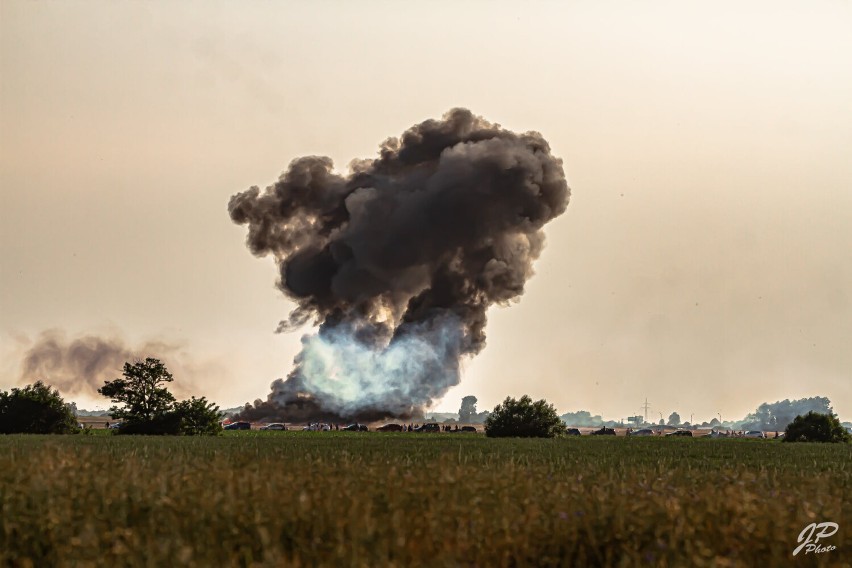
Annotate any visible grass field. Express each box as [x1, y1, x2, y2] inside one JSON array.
[[1, 433, 849, 567]]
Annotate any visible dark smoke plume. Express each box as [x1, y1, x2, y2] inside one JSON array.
[[230, 108, 569, 422], [17, 330, 196, 399]]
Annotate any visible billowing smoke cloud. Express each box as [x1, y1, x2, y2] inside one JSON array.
[[17, 330, 198, 400], [230, 108, 569, 422]]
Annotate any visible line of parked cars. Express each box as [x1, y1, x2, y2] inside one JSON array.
[[222, 421, 776, 439], [220, 421, 481, 433]]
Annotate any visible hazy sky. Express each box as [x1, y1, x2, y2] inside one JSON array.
[[2, 1, 850, 422]]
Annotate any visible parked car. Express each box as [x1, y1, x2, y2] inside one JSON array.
[[224, 421, 251, 430], [628, 428, 654, 437], [666, 430, 693, 437], [413, 423, 440, 433], [565, 428, 581, 436], [744, 430, 766, 439], [108, 422, 123, 430], [343, 423, 369, 432], [459, 426, 478, 433], [259, 423, 287, 431], [377, 423, 404, 432], [591, 427, 616, 435]]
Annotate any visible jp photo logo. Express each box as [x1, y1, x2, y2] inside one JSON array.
[[793, 522, 839, 556]]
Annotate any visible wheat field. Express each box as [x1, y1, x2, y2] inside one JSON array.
[[1, 432, 849, 567]]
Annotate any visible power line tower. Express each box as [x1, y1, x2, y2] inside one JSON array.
[[642, 398, 651, 423]]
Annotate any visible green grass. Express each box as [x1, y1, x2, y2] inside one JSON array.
[[1, 433, 849, 567]]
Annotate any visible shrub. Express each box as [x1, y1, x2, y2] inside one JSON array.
[[784, 411, 851, 443], [173, 397, 222, 436], [0, 381, 78, 434], [485, 395, 565, 438], [118, 413, 183, 436]]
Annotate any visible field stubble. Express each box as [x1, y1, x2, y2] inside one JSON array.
[[0, 433, 849, 567]]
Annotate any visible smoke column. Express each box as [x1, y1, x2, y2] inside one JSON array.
[[17, 330, 197, 399], [230, 108, 569, 422]]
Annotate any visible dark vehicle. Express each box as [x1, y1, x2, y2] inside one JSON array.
[[459, 426, 477, 433], [628, 428, 654, 437], [591, 427, 616, 436], [377, 423, 404, 432], [413, 423, 440, 433], [565, 428, 581, 436], [343, 423, 369, 432], [224, 421, 251, 430], [259, 423, 287, 431], [666, 430, 693, 437]]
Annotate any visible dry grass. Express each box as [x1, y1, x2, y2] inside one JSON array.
[[1, 433, 849, 567]]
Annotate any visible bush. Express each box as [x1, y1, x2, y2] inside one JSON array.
[[173, 397, 222, 436], [484, 395, 565, 438], [117, 413, 183, 436], [0, 381, 78, 434], [784, 411, 851, 443]]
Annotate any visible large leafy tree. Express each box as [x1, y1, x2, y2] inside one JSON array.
[[98, 358, 221, 435], [667, 412, 681, 426], [458, 395, 478, 423], [0, 381, 78, 434], [559, 410, 604, 427], [784, 412, 850, 443], [742, 397, 833, 431], [485, 395, 565, 438], [99, 358, 176, 424]]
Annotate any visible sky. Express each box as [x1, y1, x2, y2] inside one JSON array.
[[1, 1, 850, 422]]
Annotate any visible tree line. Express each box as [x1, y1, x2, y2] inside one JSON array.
[[1, 359, 849, 442], [1, 358, 221, 435]]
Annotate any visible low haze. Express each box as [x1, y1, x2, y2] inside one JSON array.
[[2, 1, 850, 422]]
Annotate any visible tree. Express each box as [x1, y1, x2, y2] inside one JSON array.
[[784, 412, 851, 443], [667, 412, 681, 426], [99, 358, 176, 424], [560, 410, 604, 427], [484, 395, 565, 438], [0, 381, 78, 434], [458, 396, 478, 423], [98, 358, 221, 436], [742, 397, 833, 431]]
